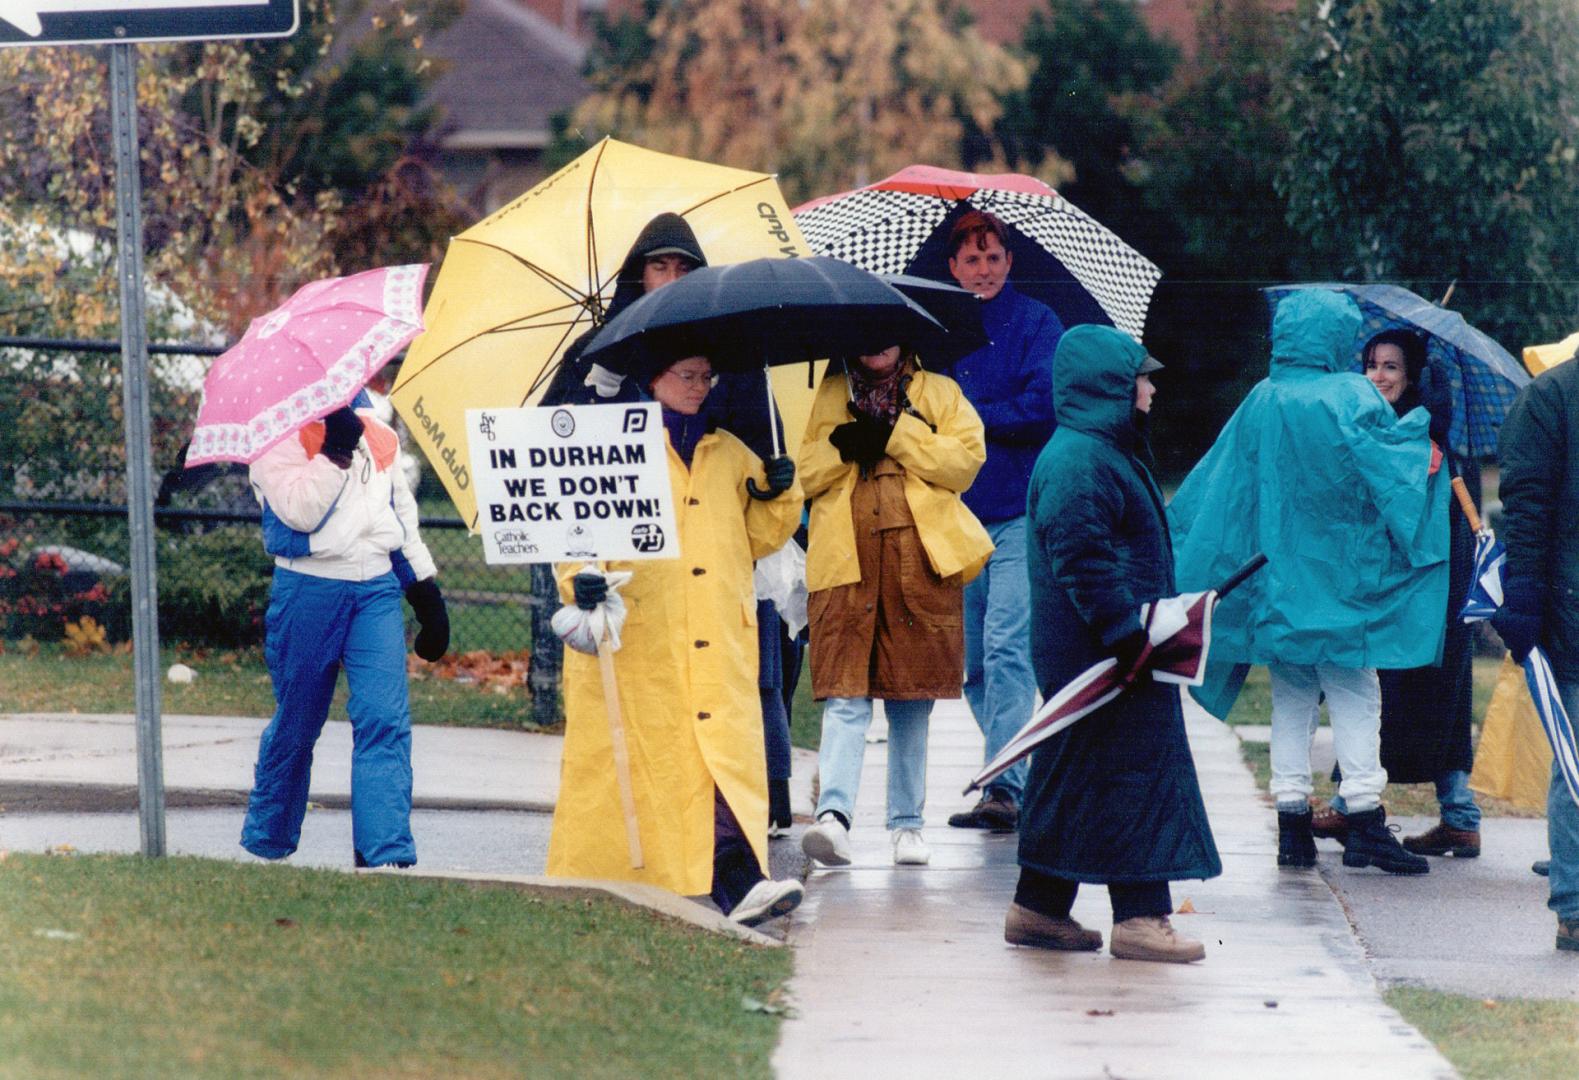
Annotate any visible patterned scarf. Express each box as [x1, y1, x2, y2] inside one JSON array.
[[848, 357, 911, 423]]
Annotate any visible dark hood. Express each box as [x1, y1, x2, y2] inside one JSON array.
[[605, 213, 709, 320], [1052, 324, 1150, 443]]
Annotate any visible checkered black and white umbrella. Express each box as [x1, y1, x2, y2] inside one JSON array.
[[793, 166, 1161, 341]]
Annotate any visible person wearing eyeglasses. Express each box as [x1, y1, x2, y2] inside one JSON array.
[[546, 353, 807, 927]]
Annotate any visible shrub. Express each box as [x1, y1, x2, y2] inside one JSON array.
[[0, 535, 116, 641], [106, 526, 274, 648]]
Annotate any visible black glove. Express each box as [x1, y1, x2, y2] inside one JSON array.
[[572, 571, 608, 612], [321, 405, 362, 468], [828, 421, 865, 463], [1492, 578, 1543, 663], [1109, 626, 1149, 674], [747, 455, 797, 500], [1420, 364, 1454, 446], [404, 578, 450, 662], [845, 404, 894, 469]]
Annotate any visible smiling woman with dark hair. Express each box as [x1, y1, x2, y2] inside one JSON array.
[[1315, 330, 1484, 857]]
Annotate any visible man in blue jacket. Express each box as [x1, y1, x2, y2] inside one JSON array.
[[943, 210, 1064, 831]]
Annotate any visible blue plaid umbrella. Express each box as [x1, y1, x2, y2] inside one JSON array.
[[1263, 283, 1528, 460], [1453, 479, 1579, 808]]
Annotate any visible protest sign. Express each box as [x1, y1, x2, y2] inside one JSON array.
[[467, 403, 677, 564]]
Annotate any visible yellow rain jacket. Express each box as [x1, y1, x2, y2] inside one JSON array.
[[799, 366, 994, 592], [547, 428, 801, 895]]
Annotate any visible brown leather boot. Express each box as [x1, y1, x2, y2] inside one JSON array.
[[1110, 915, 1205, 963], [1559, 917, 1579, 953], [1310, 801, 1350, 845], [1004, 903, 1102, 951], [1402, 821, 1480, 858]]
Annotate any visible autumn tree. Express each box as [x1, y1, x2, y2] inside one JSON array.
[[1275, 0, 1579, 346], [563, 0, 1031, 204], [997, 0, 1179, 259]]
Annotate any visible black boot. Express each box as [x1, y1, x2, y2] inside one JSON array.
[[1278, 808, 1317, 867], [1342, 807, 1429, 875]]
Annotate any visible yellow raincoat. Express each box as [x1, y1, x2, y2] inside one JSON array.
[[546, 429, 801, 894], [799, 366, 994, 593]]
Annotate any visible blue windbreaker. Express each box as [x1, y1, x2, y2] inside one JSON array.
[[946, 284, 1063, 523]]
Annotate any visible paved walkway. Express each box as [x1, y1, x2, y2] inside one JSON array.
[[773, 696, 1457, 1080]]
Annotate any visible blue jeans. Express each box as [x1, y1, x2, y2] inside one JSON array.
[[1329, 769, 1480, 830], [815, 697, 933, 830], [1550, 684, 1579, 921], [963, 517, 1035, 802], [242, 569, 416, 867]]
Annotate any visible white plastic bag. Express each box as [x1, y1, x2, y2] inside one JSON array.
[[753, 538, 808, 637], [550, 566, 634, 655]]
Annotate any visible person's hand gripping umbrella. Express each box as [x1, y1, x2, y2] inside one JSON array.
[[1453, 477, 1579, 809], [965, 554, 1268, 796]]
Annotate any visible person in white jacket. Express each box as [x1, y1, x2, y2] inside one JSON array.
[[241, 392, 449, 867]]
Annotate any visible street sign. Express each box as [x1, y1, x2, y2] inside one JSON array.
[[0, 0, 297, 47]]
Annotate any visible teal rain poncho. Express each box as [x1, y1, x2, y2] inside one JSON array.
[[1168, 290, 1449, 716]]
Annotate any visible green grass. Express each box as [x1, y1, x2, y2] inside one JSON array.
[[789, 672, 820, 751], [1386, 988, 1579, 1079], [0, 854, 789, 1080], [1229, 656, 1538, 818], [0, 644, 545, 731]]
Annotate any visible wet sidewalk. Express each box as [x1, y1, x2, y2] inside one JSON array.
[[773, 696, 1457, 1079]]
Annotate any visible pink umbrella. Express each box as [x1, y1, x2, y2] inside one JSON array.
[[186, 264, 429, 466]]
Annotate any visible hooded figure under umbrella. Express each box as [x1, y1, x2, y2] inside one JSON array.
[[540, 213, 707, 406], [1010, 325, 1218, 964]]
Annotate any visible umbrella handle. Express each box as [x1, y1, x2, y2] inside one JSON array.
[[1213, 553, 1268, 599], [1451, 476, 1483, 533]]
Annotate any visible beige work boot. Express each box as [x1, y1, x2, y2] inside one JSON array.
[[1004, 903, 1102, 951], [1110, 915, 1205, 963]]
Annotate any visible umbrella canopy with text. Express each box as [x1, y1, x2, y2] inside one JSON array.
[[390, 138, 811, 528]]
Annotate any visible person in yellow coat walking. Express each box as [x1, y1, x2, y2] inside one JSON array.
[[547, 354, 806, 926], [796, 344, 994, 868]]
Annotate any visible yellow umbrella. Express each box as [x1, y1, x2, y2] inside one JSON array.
[[391, 137, 813, 528], [1523, 330, 1579, 376]]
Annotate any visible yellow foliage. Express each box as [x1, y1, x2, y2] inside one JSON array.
[[62, 616, 109, 656], [0, 42, 338, 340], [572, 0, 1037, 204]]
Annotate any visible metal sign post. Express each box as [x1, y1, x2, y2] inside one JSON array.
[[3, 4, 299, 857], [108, 42, 165, 857]]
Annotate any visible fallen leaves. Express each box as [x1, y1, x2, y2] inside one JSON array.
[[63, 616, 109, 656], [408, 649, 532, 695]]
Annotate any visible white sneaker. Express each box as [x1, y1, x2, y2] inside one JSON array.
[[729, 878, 805, 927], [892, 828, 930, 866], [801, 812, 853, 866]]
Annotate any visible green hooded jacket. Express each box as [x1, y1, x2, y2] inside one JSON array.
[[1168, 290, 1449, 716]]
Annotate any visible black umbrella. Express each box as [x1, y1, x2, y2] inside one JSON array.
[[878, 273, 988, 364], [579, 256, 948, 379]]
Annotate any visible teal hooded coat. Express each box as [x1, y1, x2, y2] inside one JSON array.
[[1020, 324, 1221, 885], [1168, 290, 1449, 716]]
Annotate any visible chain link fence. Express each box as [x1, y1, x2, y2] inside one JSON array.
[[0, 500, 542, 652]]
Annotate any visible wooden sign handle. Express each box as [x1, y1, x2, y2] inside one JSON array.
[[1451, 476, 1483, 534]]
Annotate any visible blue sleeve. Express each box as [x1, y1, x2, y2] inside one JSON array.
[[974, 309, 1061, 446]]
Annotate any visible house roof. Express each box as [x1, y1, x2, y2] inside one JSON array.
[[426, 0, 589, 151]]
